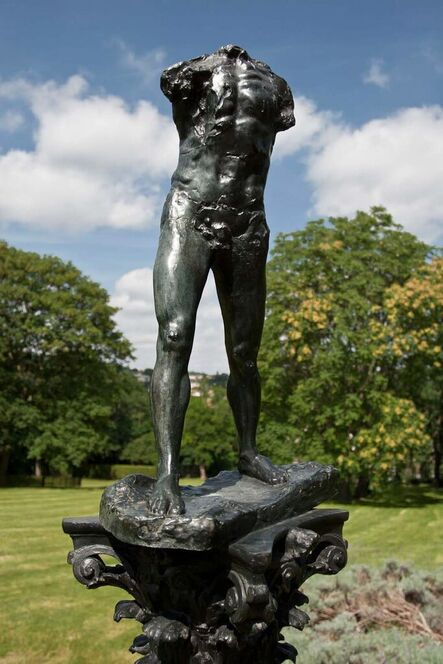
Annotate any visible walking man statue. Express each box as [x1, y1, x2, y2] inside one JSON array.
[[149, 45, 295, 515]]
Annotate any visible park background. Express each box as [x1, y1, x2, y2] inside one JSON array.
[[0, 1, 442, 662]]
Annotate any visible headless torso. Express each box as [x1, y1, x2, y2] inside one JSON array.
[[149, 45, 295, 515]]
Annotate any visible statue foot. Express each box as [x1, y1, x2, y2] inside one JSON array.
[[148, 475, 185, 516], [238, 453, 288, 485]]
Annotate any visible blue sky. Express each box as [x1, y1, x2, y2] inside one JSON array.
[[1, 0, 442, 372]]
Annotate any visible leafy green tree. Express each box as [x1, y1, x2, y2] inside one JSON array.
[[373, 257, 443, 485], [259, 208, 434, 497], [30, 399, 110, 476], [0, 241, 131, 481], [116, 370, 156, 465], [181, 386, 236, 479]]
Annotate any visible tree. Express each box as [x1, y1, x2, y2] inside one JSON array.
[[181, 385, 236, 479], [373, 257, 443, 485], [0, 241, 132, 481], [259, 208, 434, 497], [116, 370, 156, 465]]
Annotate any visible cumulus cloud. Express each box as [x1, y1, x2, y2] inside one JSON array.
[[115, 40, 167, 86], [276, 95, 443, 243], [274, 95, 339, 158], [307, 106, 443, 242], [111, 268, 227, 373], [363, 59, 390, 88], [0, 75, 177, 231]]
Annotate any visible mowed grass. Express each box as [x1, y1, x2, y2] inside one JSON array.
[[0, 482, 442, 663], [326, 484, 443, 569]]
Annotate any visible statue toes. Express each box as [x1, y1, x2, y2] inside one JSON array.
[[168, 496, 185, 515], [149, 496, 168, 515]]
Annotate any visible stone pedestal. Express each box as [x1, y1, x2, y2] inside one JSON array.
[[63, 463, 348, 663]]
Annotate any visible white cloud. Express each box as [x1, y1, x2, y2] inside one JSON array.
[[115, 40, 167, 86], [363, 59, 390, 88], [306, 106, 443, 242], [274, 96, 339, 158], [111, 267, 227, 373], [0, 110, 24, 132], [0, 75, 177, 231], [276, 95, 443, 243]]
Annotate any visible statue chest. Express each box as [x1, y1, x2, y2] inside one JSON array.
[[206, 64, 278, 126]]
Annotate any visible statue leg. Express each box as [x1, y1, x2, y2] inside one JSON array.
[[149, 219, 212, 515], [213, 217, 288, 485]]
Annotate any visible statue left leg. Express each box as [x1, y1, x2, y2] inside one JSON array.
[[212, 214, 288, 485]]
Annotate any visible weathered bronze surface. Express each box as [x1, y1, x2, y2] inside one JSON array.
[[64, 503, 348, 663], [149, 45, 295, 515], [100, 462, 339, 550]]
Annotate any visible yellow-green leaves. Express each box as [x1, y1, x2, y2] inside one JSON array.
[[260, 208, 439, 496]]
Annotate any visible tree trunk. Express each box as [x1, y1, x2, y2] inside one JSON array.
[[0, 448, 10, 486], [199, 464, 207, 482], [432, 394, 443, 487], [354, 474, 370, 499], [337, 479, 353, 503], [35, 459, 43, 479], [432, 417, 442, 487], [433, 442, 441, 486]]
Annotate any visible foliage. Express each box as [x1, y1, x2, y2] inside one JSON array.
[[112, 370, 156, 465], [0, 241, 132, 480], [120, 435, 156, 465], [337, 394, 428, 491], [84, 464, 157, 480], [29, 398, 111, 476], [377, 257, 443, 362], [256, 420, 297, 465], [259, 208, 434, 495], [372, 257, 443, 484], [181, 385, 236, 476], [286, 562, 443, 663], [109, 463, 156, 479]]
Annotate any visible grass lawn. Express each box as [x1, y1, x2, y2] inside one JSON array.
[[0, 482, 441, 663], [326, 484, 443, 569]]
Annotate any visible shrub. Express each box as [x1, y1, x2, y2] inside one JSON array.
[[285, 562, 443, 663], [110, 464, 156, 479], [85, 463, 156, 480]]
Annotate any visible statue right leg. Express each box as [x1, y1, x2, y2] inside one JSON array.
[[149, 215, 212, 515]]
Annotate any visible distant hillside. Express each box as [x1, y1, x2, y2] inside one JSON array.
[[131, 369, 229, 395]]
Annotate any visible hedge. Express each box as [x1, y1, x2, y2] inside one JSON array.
[[86, 464, 157, 480]]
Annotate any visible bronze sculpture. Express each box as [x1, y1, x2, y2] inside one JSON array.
[[149, 44, 295, 515], [65, 47, 349, 663]]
